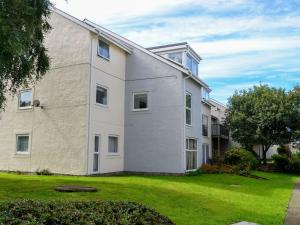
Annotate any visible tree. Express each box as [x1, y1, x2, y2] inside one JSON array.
[[288, 85, 300, 140], [0, 0, 52, 110], [225, 85, 300, 164]]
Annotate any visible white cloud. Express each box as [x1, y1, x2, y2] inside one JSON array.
[[118, 14, 300, 45], [194, 36, 300, 57], [52, 0, 300, 51], [199, 50, 300, 79], [52, 0, 253, 24]]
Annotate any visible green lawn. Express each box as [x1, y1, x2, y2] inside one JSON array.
[[0, 172, 297, 225]]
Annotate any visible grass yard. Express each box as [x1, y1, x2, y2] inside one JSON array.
[[0, 172, 297, 225]]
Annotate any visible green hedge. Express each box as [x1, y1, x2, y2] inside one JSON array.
[[0, 200, 175, 225], [224, 148, 258, 168], [272, 153, 300, 174]]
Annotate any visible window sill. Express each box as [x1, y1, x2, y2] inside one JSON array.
[[14, 153, 31, 158], [132, 108, 149, 112], [95, 103, 109, 108], [17, 107, 33, 112], [106, 153, 120, 156], [185, 169, 197, 172], [97, 54, 110, 61], [105, 154, 121, 158], [185, 124, 192, 127]]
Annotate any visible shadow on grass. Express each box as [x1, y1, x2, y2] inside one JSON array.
[[127, 172, 297, 197]]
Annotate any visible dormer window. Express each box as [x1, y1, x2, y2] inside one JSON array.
[[186, 54, 198, 75], [168, 52, 182, 64], [147, 43, 201, 76], [202, 88, 209, 101]]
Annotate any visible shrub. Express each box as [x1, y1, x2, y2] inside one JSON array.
[[288, 158, 300, 174], [36, 169, 53, 176], [218, 164, 233, 173], [0, 200, 175, 225], [15, 170, 26, 175], [289, 156, 300, 174], [277, 145, 291, 156], [224, 147, 258, 169], [272, 154, 300, 174], [292, 152, 300, 159], [272, 154, 290, 171], [200, 164, 222, 174], [198, 164, 233, 174], [231, 164, 251, 176]]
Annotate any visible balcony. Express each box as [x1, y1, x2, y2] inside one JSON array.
[[212, 124, 229, 139]]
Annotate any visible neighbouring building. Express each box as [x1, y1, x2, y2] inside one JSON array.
[[253, 144, 300, 160], [209, 99, 230, 158], [0, 8, 223, 175]]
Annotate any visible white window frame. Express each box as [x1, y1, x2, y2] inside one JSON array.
[[202, 115, 209, 137], [168, 52, 183, 64], [108, 135, 119, 155], [185, 92, 192, 126], [92, 135, 100, 173], [18, 89, 33, 110], [97, 40, 110, 60], [185, 137, 198, 171], [132, 91, 149, 112], [192, 58, 198, 76], [202, 143, 209, 164], [16, 133, 31, 155], [186, 54, 198, 76], [202, 88, 209, 101], [95, 84, 109, 107]]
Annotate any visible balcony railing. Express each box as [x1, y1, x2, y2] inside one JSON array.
[[212, 124, 229, 138]]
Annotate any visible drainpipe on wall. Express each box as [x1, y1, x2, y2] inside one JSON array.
[[86, 35, 93, 175]]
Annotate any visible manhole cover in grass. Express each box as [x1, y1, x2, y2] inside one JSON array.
[[54, 185, 97, 192]]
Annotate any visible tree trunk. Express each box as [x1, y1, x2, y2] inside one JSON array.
[[262, 144, 271, 165], [244, 144, 261, 163], [262, 150, 267, 165]]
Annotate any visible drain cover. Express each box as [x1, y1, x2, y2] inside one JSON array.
[[54, 185, 97, 192]]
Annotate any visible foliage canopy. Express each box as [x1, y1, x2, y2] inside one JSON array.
[[0, 0, 52, 109], [225, 85, 300, 164]]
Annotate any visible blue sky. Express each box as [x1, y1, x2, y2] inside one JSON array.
[[53, 0, 300, 103]]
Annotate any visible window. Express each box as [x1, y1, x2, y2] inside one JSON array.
[[185, 92, 192, 125], [186, 54, 198, 75], [192, 60, 198, 75], [168, 52, 182, 64], [202, 144, 209, 164], [133, 92, 148, 111], [202, 88, 209, 101], [19, 90, 32, 109], [108, 136, 118, 153], [186, 138, 197, 170], [98, 40, 110, 59], [93, 136, 100, 172], [96, 85, 108, 106], [16, 135, 29, 153], [202, 115, 208, 136], [187, 55, 192, 71]]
